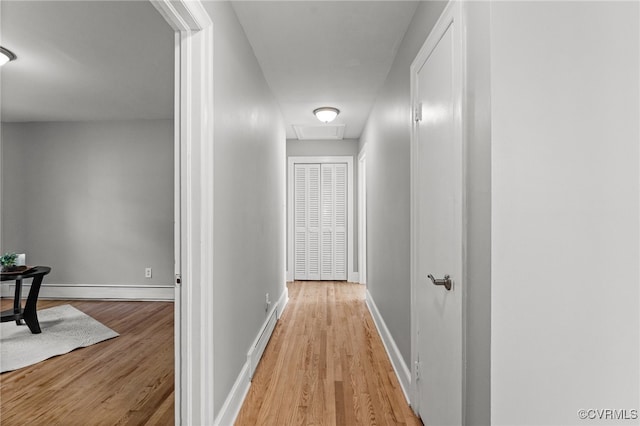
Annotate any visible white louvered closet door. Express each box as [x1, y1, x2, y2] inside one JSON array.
[[294, 164, 321, 280], [320, 163, 347, 280], [294, 162, 347, 281]]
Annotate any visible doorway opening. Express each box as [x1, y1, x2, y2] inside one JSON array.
[[409, 1, 466, 424], [287, 156, 355, 283]]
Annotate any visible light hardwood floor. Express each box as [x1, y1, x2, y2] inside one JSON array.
[[236, 281, 422, 426], [0, 299, 174, 425]]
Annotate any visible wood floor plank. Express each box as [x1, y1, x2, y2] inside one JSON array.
[[235, 281, 422, 426], [0, 299, 174, 425]]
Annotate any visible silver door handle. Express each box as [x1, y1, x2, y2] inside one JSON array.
[[427, 274, 452, 291]]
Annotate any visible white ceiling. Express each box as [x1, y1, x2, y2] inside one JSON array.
[[0, 1, 174, 122], [232, 1, 419, 140], [0, 0, 418, 140]]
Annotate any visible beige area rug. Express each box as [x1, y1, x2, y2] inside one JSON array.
[[1, 304, 119, 373]]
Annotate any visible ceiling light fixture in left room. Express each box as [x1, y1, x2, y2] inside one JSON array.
[[0, 47, 17, 66]]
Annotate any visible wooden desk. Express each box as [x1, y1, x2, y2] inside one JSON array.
[[1, 266, 51, 334]]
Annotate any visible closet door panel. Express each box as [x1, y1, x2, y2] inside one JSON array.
[[294, 164, 320, 280], [334, 163, 347, 280], [295, 162, 346, 281], [321, 164, 335, 279], [307, 165, 321, 279]]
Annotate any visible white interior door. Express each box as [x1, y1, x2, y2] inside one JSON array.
[[294, 164, 321, 280], [321, 163, 347, 280], [294, 162, 347, 281], [412, 2, 464, 425]]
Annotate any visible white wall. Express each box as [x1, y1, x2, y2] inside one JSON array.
[[490, 2, 639, 424], [1, 120, 174, 286], [287, 138, 359, 158], [359, 0, 446, 375], [360, 3, 493, 424], [1, 123, 27, 254], [464, 2, 492, 425], [202, 1, 286, 415]]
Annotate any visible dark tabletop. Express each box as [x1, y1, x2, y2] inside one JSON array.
[[0, 266, 52, 282]]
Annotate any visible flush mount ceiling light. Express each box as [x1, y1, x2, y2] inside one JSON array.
[[313, 107, 340, 123], [0, 46, 17, 66]]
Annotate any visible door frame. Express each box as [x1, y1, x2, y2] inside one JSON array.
[[358, 147, 367, 285], [409, 0, 467, 420], [287, 156, 355, 282], [151, 1, 214, 424]]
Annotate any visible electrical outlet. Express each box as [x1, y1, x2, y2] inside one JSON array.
[[145, 267, 152, 278], [265, 293, 271, 312]]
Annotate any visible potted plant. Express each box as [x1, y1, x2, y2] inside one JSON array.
[[1, 252, 19, 272]]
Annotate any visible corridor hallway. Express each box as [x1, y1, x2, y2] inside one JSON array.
[[235, 281, 421, 425]]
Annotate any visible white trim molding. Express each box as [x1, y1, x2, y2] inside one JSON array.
[[357, 147, 367, 286], [366, 290, 412, 402], [287, 156, 355, 283], [151, 1, 214, 425], [277, 284, 289, 319], [213, 362, 251, 426], [152, 0, 210, 31], [247, 304, 278, 380], [213, 286, 289, 426], [0, 283, 174, 301]]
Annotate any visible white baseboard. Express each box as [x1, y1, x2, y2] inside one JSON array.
[[248, 304, 278, 380], [277, 286, 289, 319], [365, 290, 411, 403], [213, 362, 251, 426], [213, 286, 289, 426], [285, 271, 360, 284], [0, 283, 174, 301]]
